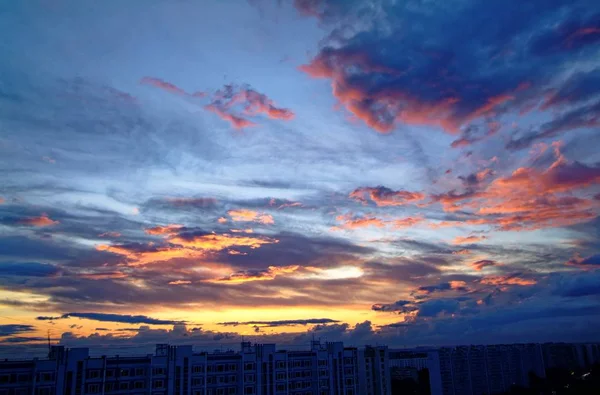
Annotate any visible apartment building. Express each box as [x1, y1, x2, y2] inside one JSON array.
[[0, 341, 390, 395], [388, 349, 442, 395]]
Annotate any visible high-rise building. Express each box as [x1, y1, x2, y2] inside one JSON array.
[[0, 341, 389, 395]]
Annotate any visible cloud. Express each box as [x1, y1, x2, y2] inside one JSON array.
[[168, 280, 192, 285], [298, 0, 599, 142], [480, 274, 536, 286], [416, 281, 468, 295], [227, 209, 274, 224], [144, 224, 185, 235], [0, 262, 60, 277], [206, 265, 299, 284], [36, 312, 185, 325], [371, 300, 417, 313], [349, 186, 424, 206], [205, 84, 294, 128], [0, 324, 35, 336], [204, 104, 256, 129], [566, 253, 600, 269], [453, 235, 487, 245], [471, 259, 497, 271], [17, 214, 59, 227], [218, 318, 339, 327], [140, 77, 188, 95], [417, 299, 460, 317], [334, 213, 386, 229]]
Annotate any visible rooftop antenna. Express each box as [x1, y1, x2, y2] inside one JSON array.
[[47, 329, 51, 358]]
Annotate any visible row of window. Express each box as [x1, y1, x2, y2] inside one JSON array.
[[87, 367, 148, 379]]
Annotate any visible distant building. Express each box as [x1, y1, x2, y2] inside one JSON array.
[[436, 344, 546, 395], [388, 349, 442, 395]]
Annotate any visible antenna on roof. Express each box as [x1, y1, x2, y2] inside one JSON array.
[[47, 329, 51, 358]]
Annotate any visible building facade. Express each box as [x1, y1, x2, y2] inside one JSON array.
[[0, 341, 390, 395]]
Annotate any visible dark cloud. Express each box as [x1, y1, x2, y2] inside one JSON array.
[[298, 0, 599, 146], [36, 312, 185, 325], [0, 324, 35, 336], [417, 299, 461, 317], [218, 318, 340, 327], [371, 300, 417, 313], [0, 262, 60, 277]]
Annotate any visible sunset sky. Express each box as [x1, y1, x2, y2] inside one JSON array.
[[1, 0, 599, 356]]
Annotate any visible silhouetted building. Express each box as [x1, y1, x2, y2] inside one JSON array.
[[0, 342, 390, 395]]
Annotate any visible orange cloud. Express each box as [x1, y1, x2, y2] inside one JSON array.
[[168, 233, 277, 251], [79, 272, 128, 280], [480, 275, 536, 286], [334, 214, 386, 229], [218, 217, 227, 224], [350, 186, 424, 206], [431, 146, 600, 231], [206, 265, 299, 284], [449, 280, 468, 289], [145, 224, 184, 236], [0, 197, 4, 204], [169, 280, 192, 285], [204, 104, 256, 129], [227, 209, 274, 224], [391, 217, 424, 229], [452, 235, 487, 245], [96, 244, 205, 266], [471, 259, 497, 271], [140, 77, 187, 95], [18, 214, 59, 227]]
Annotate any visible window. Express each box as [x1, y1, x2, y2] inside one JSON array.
[[228, 388, 236, 395], [244, 387, 254, 395], [104, 382, 116, 392], [345, 378, 354, 386], [229, 364, 238, 371], [40, 372, 55, 382], [36, 389, 53, 395], [17, 374, 31, 383], [119, 382, 129, 390], [193, 364, 205, 374], [318, 360, 327, 366], [276, 372, 286, 380], [244, 362, 255, 371], [319, 370, 328, 377], [134, 381, 145, 389], [244, 373, 254, 382], [120, 368, 130, 377], [345, 390, 354, 395], [0, 375, 8, 384], [229, 375, 236, 383], [153, 367, 165, 375], [106, 369, 115, 378], [217, 364, 225, 372], [87, 384, 101, 393], [135, 368, 145, 376], [217, 389, 225, 395], [276, 361, 286, 369], [192, 377, 204, 386], [153, 379, 164, 389]]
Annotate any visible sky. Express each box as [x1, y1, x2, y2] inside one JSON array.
[[0, 0, 599, 356]]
